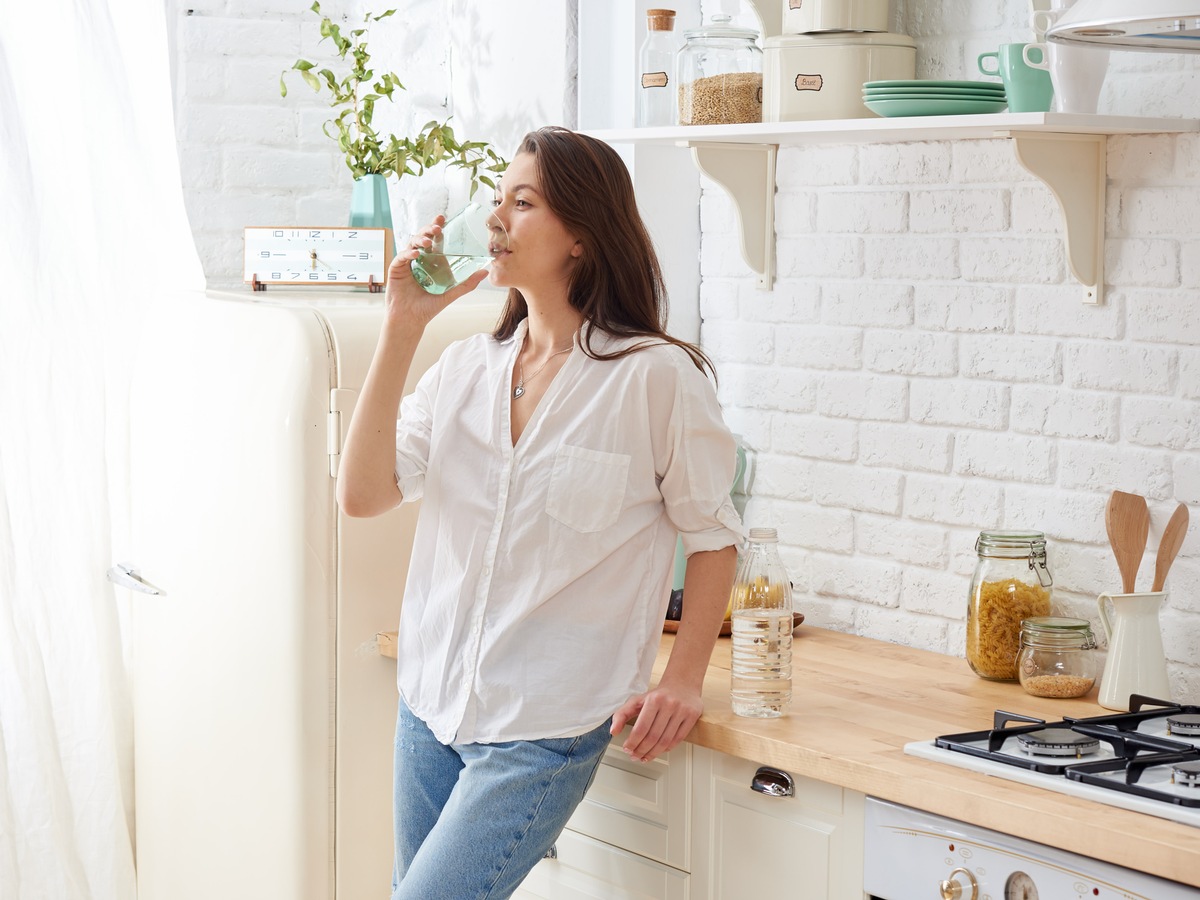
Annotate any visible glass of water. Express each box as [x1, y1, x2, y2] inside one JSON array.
[[410, 203, 507, 295]]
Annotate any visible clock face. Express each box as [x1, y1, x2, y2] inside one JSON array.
[[243, 227, 394, 287]]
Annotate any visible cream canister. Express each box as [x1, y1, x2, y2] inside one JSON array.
[[763, 32, 915, 121]]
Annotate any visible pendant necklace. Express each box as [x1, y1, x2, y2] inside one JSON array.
[[513, 340, 573, 399]]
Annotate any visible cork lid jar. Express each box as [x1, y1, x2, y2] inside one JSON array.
[[675, 14, 763, 126]]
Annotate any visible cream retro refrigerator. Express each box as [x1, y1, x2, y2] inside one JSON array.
[[120, 288, 500, 900]]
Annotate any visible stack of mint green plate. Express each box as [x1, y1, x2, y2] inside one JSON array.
[[862, 79, 1007, 117]]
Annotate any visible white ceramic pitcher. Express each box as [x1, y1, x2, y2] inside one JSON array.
[[1096, 591, 1171, 710]]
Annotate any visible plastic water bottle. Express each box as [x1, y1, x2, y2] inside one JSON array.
[[730, 527, 793, 718]]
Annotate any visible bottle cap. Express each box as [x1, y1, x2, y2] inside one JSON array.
[[748, 527, 778, 542]]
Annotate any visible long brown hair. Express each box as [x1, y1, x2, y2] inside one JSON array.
[[491, 126, 714, 379]]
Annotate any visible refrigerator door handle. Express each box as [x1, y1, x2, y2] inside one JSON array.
[[107, 562, 166, 596]]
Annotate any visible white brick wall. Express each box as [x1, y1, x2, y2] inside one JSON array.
[[174, 0, 1200, 692], [171, 0, 570, 287], [698, 5, 1200, 691], [707, 117, 1200, 693]]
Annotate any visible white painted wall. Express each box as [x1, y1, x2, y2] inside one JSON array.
[[170, 0, 1200, 695]]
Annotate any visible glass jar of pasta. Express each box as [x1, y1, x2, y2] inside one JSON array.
[[966, 530, 1054, 681]]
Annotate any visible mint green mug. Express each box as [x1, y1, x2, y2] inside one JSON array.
[[978, 43, 1052, 113]]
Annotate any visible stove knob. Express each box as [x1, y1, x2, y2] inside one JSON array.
[[939, 867, 979, 900]]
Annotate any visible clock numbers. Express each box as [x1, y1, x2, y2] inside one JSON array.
[[245, 226, 392, 289]]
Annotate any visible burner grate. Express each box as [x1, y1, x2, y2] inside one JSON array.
[[934, 695, 1200, 782]]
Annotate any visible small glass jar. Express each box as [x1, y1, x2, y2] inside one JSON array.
[[1018, 617, 1097, 699], [966, 530, 1054, 682], [676, 14, 763, 125]]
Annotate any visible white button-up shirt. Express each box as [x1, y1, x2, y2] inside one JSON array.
[[393, 319, 743, 744]]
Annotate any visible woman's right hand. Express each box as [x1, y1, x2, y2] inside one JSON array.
[[384, 217, 490, 331]]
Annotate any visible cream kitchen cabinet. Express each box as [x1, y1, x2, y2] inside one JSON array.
[[690, 747, 865, 900], [514, 727, 693, 898], [515, 732, 866, 900], [514, 829, 690, 900]]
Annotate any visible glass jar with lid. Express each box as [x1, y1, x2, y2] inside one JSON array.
[[1018, 617, 1097, 699], [966, 530, 1054, 682], [675, 13, 763, 125]]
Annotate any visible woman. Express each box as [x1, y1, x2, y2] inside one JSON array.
[[337, 126, 742, 899]]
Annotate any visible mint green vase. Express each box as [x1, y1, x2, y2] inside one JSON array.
[[348, 173, 393, 231]]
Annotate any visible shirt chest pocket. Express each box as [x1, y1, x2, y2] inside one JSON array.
[[545, 444, 631, 533]]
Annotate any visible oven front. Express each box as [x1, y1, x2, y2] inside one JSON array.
[[863, 798, 1198, 900]]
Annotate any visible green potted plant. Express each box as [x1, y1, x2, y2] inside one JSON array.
[[281, 2, 507, 235]]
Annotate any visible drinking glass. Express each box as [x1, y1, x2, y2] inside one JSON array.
[[410, 203, 507, 295]]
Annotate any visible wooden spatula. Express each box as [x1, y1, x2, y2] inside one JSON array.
[[1152, 502, 1189, 592], [1106, 490, 1150, 593]]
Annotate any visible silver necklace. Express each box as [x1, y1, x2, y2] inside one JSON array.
[[513, 341, 572, 399]]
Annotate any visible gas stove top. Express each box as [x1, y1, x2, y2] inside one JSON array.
[[904, 694, 1200, 828]]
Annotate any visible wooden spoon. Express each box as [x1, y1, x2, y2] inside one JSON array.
[[1152, 502, 1189, 592], [1105, 490, 1150, 594]]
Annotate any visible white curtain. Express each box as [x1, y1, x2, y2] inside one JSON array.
[[0, 0, 204, 897]]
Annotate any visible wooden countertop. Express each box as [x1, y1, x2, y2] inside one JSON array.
[[667, 626, 1200, 889], [378, 626, 1199, 885]]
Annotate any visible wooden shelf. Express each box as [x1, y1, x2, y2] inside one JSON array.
[[590, 111, 1198, 147], [591, 113, 1200, 302]]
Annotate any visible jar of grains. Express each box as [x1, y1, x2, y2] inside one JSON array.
[[1018, 617, 1097, 699], [966, 530, 1054, 681], [676, 14, 763, 125]]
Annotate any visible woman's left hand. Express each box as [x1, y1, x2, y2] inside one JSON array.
[[610, 679, 703, 763], [609, 546, 737, 763]]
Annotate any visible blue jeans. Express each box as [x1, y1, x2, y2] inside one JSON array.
[[391, 700, 613, 900]]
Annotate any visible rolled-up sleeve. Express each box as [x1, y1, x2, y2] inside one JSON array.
[[654, 351, 745, 556], [393, 360, 441, 504]]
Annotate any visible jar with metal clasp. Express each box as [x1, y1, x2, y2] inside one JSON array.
[[966, 530, 1054, 682], [1018, 616, 1097, 699]]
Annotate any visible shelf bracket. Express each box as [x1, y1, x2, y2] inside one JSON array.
[[689, 142, 777, 290], [1006, 130, 1106, 305]]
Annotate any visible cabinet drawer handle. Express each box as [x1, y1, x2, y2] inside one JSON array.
[[750, 766, 794, 797]]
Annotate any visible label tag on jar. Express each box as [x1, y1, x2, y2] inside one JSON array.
[[794, 74, 823, 92], [641, 72, 669, 89]]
